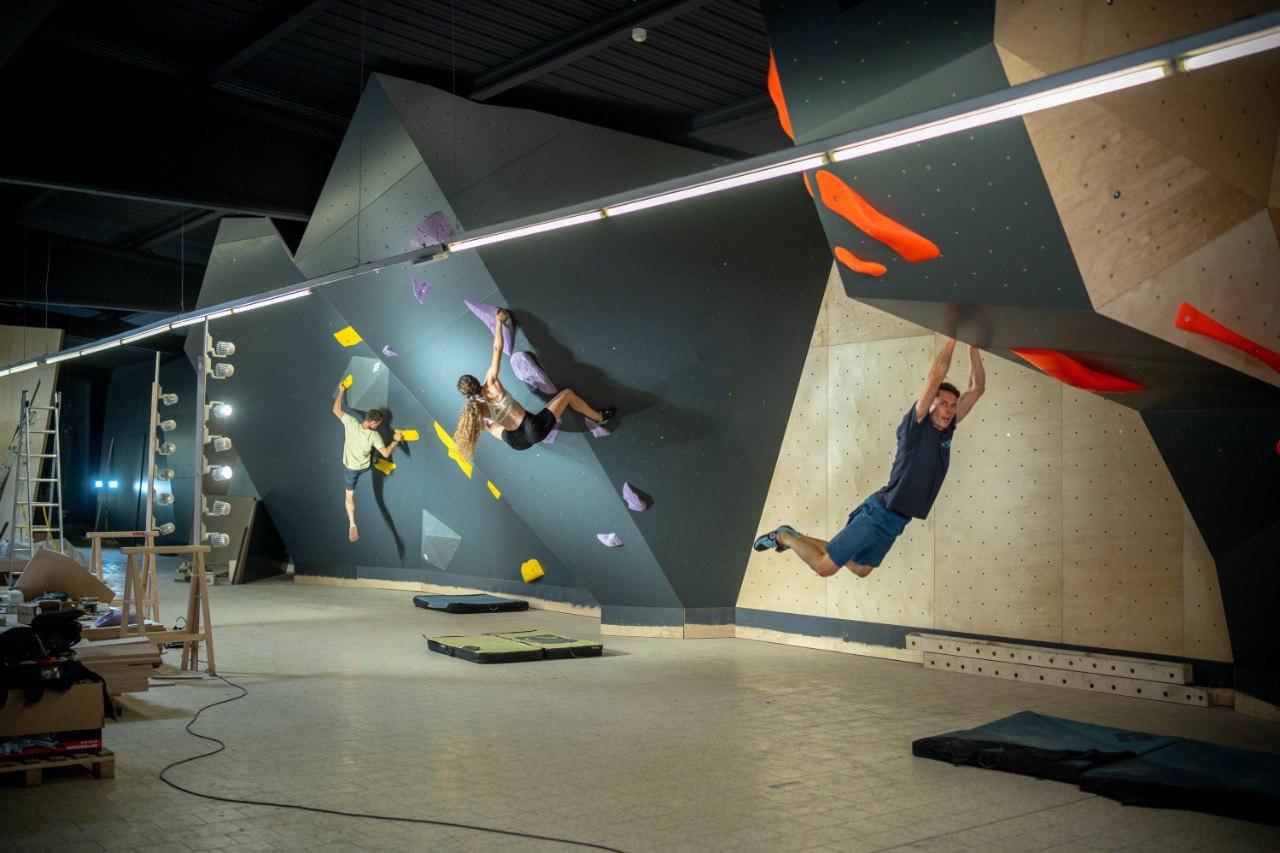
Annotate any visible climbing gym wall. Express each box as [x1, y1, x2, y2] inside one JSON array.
[[188, 73, 832, 629], [759, 0, 1279, 706], [738, 269, 1232, 665]]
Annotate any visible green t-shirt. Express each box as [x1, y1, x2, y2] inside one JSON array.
[[341, 413, 385, 470]]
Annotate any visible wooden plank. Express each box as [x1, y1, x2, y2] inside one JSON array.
[[1181, 508, 1233, 662], [909, 632, 1191, 684], [923, 651, 1209, 707], [0, 749, 114, 787]]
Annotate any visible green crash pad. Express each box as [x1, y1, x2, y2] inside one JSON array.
[[426, 630, 603, 663]]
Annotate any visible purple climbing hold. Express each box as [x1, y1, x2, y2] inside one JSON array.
[[410, 211, 454, 249], [511, 352, 557, 395], [541, 418, 562, 444], [622, 482, 648, 512], [382, 345, 399, 358], [463, 299, 514, 355], [586, 418, 611, 438], [411, 278, 432, 304], [597, 532, 623, 548]]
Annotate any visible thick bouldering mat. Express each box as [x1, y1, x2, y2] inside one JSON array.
[[412, 594, 528, 613], [915, 711, 1280, 825], [426, 630, 602, 663], [913, 711, 1177, 783]]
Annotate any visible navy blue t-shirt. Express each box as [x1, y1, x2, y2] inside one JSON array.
[[873, 405, 956, 520]]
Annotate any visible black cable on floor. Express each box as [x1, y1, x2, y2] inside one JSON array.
[[158, 675, 625, 852]]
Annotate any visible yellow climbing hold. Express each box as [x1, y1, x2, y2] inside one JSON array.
[[400, 429, 420, 441], [434, 421, 456, 450], [341, 374, 353, 388], [373, 458, 396, 475], [487, 481, 501, 499], [521, 559, 544, 583], [449, 450, 473, 478], [334, 326, 362, 347]]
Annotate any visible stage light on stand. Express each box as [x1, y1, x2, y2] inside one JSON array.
[[159, 420, 177, 432], [160, 393, 179, 406], [157, 468, 174, 480], [155, 522, 175, 536], [155, 492, 174, 506], [208, 401, 233, 418], [158, 442, 176, 456], [205, 464, 233, 482], [204, 499, 231, 517], [209, 363, 234, 379]]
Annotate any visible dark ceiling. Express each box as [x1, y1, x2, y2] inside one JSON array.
[[0, 0, 787, 353]]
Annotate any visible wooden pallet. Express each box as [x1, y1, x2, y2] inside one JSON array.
[[0, 749, 114, 787], [923, 651, 1211, 706]]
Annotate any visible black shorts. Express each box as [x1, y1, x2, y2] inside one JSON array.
[[343, 464, 368, 490], [502, 408, 556, 451]]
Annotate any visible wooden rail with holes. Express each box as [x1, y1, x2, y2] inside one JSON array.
[[907, 633, 1192, 684]]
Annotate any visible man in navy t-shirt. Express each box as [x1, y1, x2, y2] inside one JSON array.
[[754, 338, 984, 578]]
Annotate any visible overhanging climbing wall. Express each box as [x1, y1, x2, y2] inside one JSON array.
[[761, 0, 1280, 705], [190, 74, 831, 629]]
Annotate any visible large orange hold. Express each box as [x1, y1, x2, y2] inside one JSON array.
[[815, 170, 940, 262], [1174, 302, 1280, 375], [767, 51, 794, 141], [1011, 349, 1144, 393], [834, 247, 886, 277]]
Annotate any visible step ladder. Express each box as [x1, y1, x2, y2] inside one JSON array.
[[7, 390, 65, 574]]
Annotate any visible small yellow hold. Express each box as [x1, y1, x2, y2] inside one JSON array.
[[448, 449, 473, 478], [373, 459, 396, 475], [434, 421, 456, 451], [341, 374, 354, 388], [334, 326, 363, 347], [520, 559, 544, 583], [487, 481, 501, 499], [400, 429, 419, 441]]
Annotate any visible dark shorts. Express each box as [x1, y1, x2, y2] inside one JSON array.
[[502, 408, 557, 451], [825, 494, 910, 569], [342, 464, 368, 491]]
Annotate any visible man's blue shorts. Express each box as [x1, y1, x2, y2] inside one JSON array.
[[825, 494, 911, 569], [343, 464, 367, 491]]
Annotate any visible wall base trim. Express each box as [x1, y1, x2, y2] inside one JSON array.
[[291, 574, 600, 618]]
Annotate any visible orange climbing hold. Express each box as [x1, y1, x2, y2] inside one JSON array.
[[1174, 302, 1280, 375], [803, 172, 813, 199], [1011, 349, 1144, 393], [834, 247, 887, 277], [767, 51, 794, 141], [815, 170, 940, 262]]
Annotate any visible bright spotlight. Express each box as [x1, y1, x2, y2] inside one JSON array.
[[209, 401, 233, 418], [206, 464, 233, 481], [108, 480, 119, 489], [93, 480, 103, 489]]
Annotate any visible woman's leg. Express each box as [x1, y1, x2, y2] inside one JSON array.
[[547, 388, 603, 422]]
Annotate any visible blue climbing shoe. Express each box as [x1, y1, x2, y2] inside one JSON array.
[[754, 525, 799, 552]]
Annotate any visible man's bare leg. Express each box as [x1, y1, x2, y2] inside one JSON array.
[[345, 489, 358, 542], [777, 531, 874, 578]]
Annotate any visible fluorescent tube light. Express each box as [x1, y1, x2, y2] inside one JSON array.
[[45, 351, 83, 364], [0, 362, 39, 377], [82, 340, 123, 355], [122, 325, 173, 345], [171, 315, 207, 329], [205, 309, 234, 320], [831, 64, 1170, 163], [607, 155, 828, 217], [231, 288, 312, 313], [1180, 26, 1280, 70], [448, 211, 605, 252]]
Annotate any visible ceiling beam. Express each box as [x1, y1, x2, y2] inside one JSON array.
[[0, 49, 335, 220], [199, 0, 346, 86], [468, 0, 713, 101], [121, 208, 227, 252], [0, 227, 204, 314]]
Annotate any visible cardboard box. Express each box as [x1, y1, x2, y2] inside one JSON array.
[[0, 683, 104, 739], [14, 548, 113, 603], [15, 599, 74, 625]]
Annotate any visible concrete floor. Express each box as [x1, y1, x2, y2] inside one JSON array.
[[5, 554, 1280, 852]]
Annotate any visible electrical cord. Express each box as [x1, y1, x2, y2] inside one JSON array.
[[159, 674, 625, 852]]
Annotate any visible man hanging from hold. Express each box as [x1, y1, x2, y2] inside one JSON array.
[[754, 338, 984, 578], [333, 383, 401, 542]]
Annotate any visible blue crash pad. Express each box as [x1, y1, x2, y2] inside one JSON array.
[[412, 594, 528, 614]]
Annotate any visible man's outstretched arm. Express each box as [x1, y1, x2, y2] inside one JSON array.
[[955, 346, 985, 425], [332, 384, 346, 419], [915, 338, 956, 422]]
